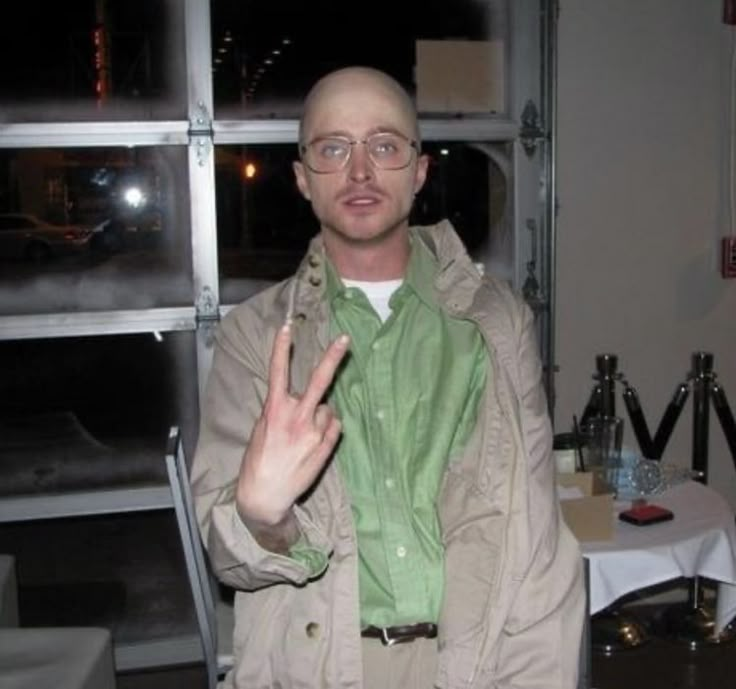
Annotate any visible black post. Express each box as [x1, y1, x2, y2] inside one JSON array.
[[651, 383, 691, 460], [691, 352, 713, 484], [622, 384, 655, 459], [596, 354, 619, 419]]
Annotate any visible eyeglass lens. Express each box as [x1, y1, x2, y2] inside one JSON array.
[[304, 133, 414, 172]]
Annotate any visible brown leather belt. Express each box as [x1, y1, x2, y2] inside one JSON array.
[[361, 622, 438, 647]]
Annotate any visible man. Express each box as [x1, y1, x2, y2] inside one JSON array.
[[191, 66, 584, 689]]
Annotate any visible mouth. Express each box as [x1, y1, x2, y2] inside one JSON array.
[[340, 189, 384, 213], [340, 190, 384, 210]]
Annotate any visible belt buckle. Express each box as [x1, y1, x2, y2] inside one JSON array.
[[380, 627, 399, 647]]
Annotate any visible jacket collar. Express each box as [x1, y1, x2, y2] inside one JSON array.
[[292, 219, 482, 319]]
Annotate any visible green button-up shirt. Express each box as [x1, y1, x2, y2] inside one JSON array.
[[326, 240, 487, 628]]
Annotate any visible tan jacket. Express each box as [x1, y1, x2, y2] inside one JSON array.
[[192, 221, 585, 689]]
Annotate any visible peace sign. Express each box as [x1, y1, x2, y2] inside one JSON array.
[[236, 322, 350, 533]]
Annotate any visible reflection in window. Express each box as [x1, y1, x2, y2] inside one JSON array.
[[216, 142, 510, 304], [0, 331, 198, 497], [0, 0, 186, 121], [0, 146, 193, 315], [211, 0, 508, 118]]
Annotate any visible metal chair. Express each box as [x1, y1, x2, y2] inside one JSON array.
[[165, 427, 234, 689]]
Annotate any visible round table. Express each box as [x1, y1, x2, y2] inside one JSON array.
[[581, 480, 736, 633]]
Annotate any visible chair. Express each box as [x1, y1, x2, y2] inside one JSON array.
[[165, 427, 234, 689], [0, 554, 117, 689]]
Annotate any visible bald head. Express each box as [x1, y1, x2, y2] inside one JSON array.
[[299, 67, 420, 147]]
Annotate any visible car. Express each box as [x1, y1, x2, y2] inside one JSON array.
[[0, 212, 93, 261]]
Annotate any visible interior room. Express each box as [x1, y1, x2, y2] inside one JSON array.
[[1, 1, 735, 688]]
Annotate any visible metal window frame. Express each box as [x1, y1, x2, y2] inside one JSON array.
[[0, 0, 556, 388]]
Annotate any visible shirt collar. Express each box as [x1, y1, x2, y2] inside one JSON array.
[[323, 234, 440, 313]]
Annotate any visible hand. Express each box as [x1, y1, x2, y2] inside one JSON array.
[[236, 322, 350, 529]]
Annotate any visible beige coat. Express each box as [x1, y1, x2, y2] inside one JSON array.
[[192, 221, 585, 689]]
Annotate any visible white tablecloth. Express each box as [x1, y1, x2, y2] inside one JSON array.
[[581, 480, 736, 632]]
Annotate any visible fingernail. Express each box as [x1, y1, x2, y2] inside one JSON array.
[[282, 320, 292, 333], [338, 334, 350, 346]]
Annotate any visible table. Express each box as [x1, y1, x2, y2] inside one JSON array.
[[581, 480, 736, 632]]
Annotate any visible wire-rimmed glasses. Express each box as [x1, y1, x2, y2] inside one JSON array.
[[300, 131, 418, 174]]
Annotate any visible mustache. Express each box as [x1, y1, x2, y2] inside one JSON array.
[[336, 184, 386, 201]]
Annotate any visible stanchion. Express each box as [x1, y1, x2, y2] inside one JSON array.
[[579, 354, 650, 653], [581, 352, 736, 653], [660, 353, 736, 648], [579, 351, 736, 651]]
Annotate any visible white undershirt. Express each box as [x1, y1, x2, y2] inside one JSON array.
[[342, 278, 403, 323]]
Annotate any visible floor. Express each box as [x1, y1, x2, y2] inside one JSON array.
[[589, 600, 736, 689]]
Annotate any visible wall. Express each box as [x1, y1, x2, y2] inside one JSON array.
[[556, 0, 736, 508]]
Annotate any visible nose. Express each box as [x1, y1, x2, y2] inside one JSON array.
[[347, 142, 373, 182]]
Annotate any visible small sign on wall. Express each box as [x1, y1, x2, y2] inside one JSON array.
[[415, 39, 505, 114]]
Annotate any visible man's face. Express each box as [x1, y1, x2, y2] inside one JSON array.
[[293, 75, 428, 248]]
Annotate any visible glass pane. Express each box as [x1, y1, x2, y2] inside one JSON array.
[[216, 141, 510, 304], [211, 0, 509, 118], [0, 331, 198, 498], [0, 512, 198, 646], [416, 141, 513, 281], [0, 0, 187, 121], [0, 146, 193, 315]]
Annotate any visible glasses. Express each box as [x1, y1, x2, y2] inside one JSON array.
[[300, 131, 418, 174]]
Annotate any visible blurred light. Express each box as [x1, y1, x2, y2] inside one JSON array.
[[243, 162, 257, 179], [264, 58, 273, 65], [440, 148, 450, 156], [272, 49, 281, 55], [123, 186, 146, 208], [282, 38, 291, 45]]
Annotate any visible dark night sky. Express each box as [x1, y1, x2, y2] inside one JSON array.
[[0, 0, 495, 104]]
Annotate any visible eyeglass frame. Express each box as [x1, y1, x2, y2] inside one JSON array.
[[299, 130, 420, 174]]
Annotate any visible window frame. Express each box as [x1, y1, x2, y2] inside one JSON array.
[[0, 0, 557, 404]]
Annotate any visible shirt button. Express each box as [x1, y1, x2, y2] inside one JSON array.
[[305, 622, 320, 639], [385, 478, 395, 489], [396, 546, 407, 558], [375, 410, 385, 421]]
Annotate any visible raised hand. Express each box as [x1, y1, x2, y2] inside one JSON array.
[[236, 321, 350, 537]]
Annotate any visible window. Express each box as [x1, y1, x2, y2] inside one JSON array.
[[0, 0, 187, 121], [210, 0, 509, 119], [0, 146, 193, 315]]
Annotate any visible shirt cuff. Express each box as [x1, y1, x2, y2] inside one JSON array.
[[288, 536, 329, 577]]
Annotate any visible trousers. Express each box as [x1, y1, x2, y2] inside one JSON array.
[[361, 636, 438, 689]]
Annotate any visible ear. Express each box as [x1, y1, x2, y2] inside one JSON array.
[[293, 160, 311, 200], [413, 154, 429, 194]]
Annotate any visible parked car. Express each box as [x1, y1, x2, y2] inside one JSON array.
[[0, 213, 93, 261]]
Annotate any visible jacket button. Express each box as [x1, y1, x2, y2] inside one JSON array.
[[309, 276, 322, 287], [305, 622, 320, 639], [308, 254, 320, 268]]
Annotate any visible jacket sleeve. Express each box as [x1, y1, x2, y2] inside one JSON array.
[[492, 297, 586, 689], [190, 308, 333, 592]]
